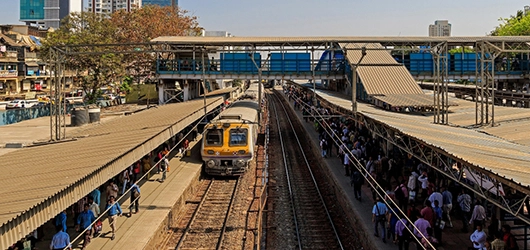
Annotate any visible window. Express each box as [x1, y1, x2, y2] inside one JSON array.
[[205, 128, 223, 146], [229, 128, 247, 146]]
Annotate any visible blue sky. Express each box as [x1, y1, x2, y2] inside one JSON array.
[[0, 0, 527, 36]]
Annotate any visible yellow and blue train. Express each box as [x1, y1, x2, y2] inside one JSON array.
[[201, 83, 263, 176]]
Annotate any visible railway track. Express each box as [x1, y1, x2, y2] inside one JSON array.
[[160, 177, 239, 250], [269, 92, 344, 250]]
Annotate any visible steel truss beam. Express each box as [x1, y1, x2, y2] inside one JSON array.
[[475, 41, 502, 126], [49, 47, 66, 141], [309, 88, 530, 225], [361, 116, 530, 224], [431, 42, 449, 124], [162, 88, 183, 104]]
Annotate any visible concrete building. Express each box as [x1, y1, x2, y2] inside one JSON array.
[[86, 0, 142, 14], [428, 20, 451, 37], [19, 0, 82, 29], [142, 0, 178, 8]]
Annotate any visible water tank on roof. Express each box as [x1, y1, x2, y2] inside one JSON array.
[[88, 108, 101, 123], [71, 107, 89, 126]]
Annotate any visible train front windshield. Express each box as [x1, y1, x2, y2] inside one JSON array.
[[205, 128, 223, 145], [229, 129, 248, 146]]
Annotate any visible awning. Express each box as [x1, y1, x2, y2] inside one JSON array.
[[357, 66, 425, 96], [25, 62, 39, 67]]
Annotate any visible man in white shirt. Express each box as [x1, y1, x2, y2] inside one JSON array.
[[428, 189, 443, 208], [470, 201, 487, 229], [418, 171, 429, 198], [407, 171, 419, 202], [470, 225, 487, 249]]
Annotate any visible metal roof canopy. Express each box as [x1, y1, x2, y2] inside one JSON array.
[[371, 94, 456, 108], [151, 36, 530, 48], [0, 98, 224, 249], [309, 88, 530, 224], [339, 43, 434, 107]]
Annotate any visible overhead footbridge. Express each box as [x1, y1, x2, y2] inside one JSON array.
[[0, 98, 224, 249]]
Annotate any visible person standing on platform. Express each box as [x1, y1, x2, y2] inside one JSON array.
[[421, 200, 435, 228], [50, 226, 72, 250], [320, 138, 328, 158], [76, 204, 96, 249], [73, 197, 87, 226], [394, 181, 408, 211], [129, 184, 141, 216], [142, 155, 152, 179], [413, 214, 431, 249], [120, 169, 130, 195], [371, 197, 388, 243], [54, 210, 67, 234], [433, 200, 443, 243], [87, 197, 101, 237], [458, 189, 472, 233], [491, 232, 506, 250], [343, 153, 351, 176], [394, 217, 411, 250], [106, 181, 119, 202], [418, 171, 429, 199], [159, 157, 169, 182], [90, 188, 101, 207], [441, 186, 454, 228], [407, 171, 419, 202], [351, 169, 364, 201], [470, 201, 487, 229], [428, 188, 443, 209], [132, 161, 141, 184], [501, 225, 519, 250], [183, 139, 190, 157], [470, 225, 487, 250], [105, 196, 123, 240]]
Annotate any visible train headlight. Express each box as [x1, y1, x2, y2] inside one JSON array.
[[207, 150, 214, 154], [207, 160, 217, 168], [235, 159, 246, 168], [238, 150, 246, 154]]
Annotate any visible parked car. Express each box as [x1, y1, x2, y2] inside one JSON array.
[[6, 100, 38, 109]]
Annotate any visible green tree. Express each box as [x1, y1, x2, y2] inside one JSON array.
[[111, 5, 202, 86], [448, 46, 474, 54], [41, 6, 201, 104], [41, 12, 124, 103], [491, 10, 530, 36]]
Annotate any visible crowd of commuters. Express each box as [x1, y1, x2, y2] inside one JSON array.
[[284, 84, 521, 250]]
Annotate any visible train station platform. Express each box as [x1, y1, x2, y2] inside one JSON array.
[[34, 137, 204, 250], [275, 87, 496, 249], [309, 88, 530, 191], [0, 98, 223, 249]]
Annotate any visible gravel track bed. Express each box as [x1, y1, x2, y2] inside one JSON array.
[[178, 178, 238, 249], [266, 92, 298, 250], [266, 91, 361, 250]]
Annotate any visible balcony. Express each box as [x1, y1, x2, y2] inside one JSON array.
[[25, 52, 37, 59], [0, 70, 18, 78], [0, 51, 18, 60]]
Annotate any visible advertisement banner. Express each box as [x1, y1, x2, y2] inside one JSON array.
[[463, 169, 505, 196]]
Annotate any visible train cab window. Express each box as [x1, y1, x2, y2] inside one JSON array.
[[205, 128, 223, 146], [229, 128, 248, 146]]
